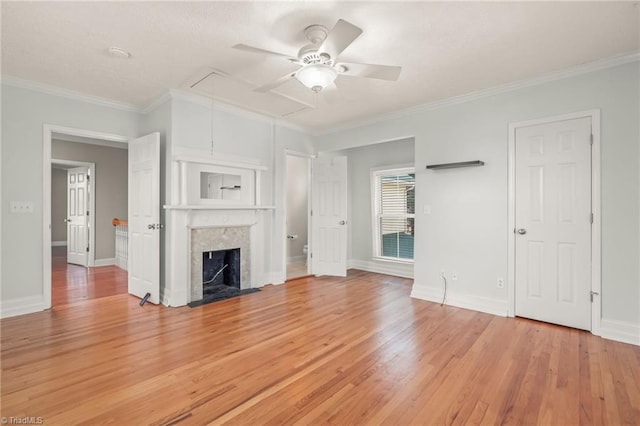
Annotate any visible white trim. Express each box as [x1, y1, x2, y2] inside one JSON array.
[[53, 133, 128, 150], [317, 52, 639, 136], [174, 155, 266, 170], [599, 319, 640, 346], [94, 258, 116, 267], [507, 110, 601, 336], [51, 158, 96, 268], [410, 286, 508, 317], [141, 92, 172, 115], [2, 75, 141, 113], [43, 124, 129, 310], [0, 295, 45, 319], [51, 241, 67, 247], [164, 205, 275, 211], [348, 259, 414, 279]]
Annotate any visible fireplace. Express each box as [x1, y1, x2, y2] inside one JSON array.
[[190, 226, 251, 303], [202, 248, 241, 301]]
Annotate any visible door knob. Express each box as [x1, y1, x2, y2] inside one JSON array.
[[148, 224, 156, 230], [517, 228, 527, 235], [339, 220, 346, 225], [64, 218, 71, 223]]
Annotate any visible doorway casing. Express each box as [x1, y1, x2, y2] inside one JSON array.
[[507, 109, 601, 335], [43, 124, 129, 309]]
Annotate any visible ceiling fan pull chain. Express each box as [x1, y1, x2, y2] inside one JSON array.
[[210, 96, 214, 156]]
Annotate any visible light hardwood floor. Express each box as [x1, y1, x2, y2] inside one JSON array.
[[2, 270, 639, 425], [51, 246, 127, 306]]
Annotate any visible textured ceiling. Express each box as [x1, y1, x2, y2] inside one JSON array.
[[2, 1, 638, 133]]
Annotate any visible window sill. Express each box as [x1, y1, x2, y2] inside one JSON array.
[[371, 256, 414, 265]]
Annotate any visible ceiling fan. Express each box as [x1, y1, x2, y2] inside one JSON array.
[[233, 19, 402, 94]]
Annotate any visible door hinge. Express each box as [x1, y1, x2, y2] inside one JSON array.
[[590, 133, 594, 145], [87, 175, 90, 181], [86, 246, 90, 253], [590, 213, 594, 224], [310, 210, 313, 217], [86, 210, 89, 216], [590, 291, 599, 302], [310, 253, 313, 259]]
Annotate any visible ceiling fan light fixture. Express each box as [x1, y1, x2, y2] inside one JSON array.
[[295, 64, 337, 92]]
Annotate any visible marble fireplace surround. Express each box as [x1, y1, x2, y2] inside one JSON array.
[[190, 226, 250, 302]]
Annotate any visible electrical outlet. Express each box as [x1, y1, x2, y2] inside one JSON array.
[[497, 278, 504, 288], [10, 201, 34, 213], [451, 271, 458, 281]]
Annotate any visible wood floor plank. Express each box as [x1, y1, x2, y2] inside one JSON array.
[[2, 270, 639, 425]]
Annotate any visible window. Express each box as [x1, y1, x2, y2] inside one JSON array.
[[372, 167, 415, 261]]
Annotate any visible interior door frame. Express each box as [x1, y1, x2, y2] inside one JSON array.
[[51, 159, 96, 267], [507, 109, 601, 335], [43, 124, 129, 309], [282, 149, 315, 279]]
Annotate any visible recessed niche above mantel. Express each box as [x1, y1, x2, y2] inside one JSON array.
[[172, 155, 267, 208]]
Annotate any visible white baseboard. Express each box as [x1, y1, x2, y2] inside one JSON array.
[[410, 285, 508, 317], [0, 295, 45, 318], [599, 318, 640, 346], [51, 241, 67, 247], [348, 259, 413, 279], [271, 272, 286, 285], [94, 258, 116, 267]]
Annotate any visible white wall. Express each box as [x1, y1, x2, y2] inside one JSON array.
[[315, 61, 640, 336], [1, 84, 140, 308], [334, 138, 415, 277]]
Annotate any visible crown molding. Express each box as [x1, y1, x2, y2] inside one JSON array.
[[316, 51, 640, 136], [1, 75, 142, 113], [141, 92, 172, 114]]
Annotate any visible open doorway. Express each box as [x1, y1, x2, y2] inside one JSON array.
[[45, 127, 129, 307], [285, 152, 312, 280]]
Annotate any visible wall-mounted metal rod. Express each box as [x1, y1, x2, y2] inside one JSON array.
[[426, 160, 484, 170], [220, 185, 242, 190]]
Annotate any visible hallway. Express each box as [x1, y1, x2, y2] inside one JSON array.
[[52, 246, 127, 306]]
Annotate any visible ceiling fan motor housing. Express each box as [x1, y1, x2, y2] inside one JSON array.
[[298, 47, 332, 66], [298, 24, 332, 65]]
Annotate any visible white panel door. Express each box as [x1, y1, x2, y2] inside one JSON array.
[[515, 117, 592, 330], [128, 133, 161, 304], [311, 156, 347, 276], [66, 166, 89, 266]]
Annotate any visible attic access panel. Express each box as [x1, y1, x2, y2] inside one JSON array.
[[183, 68, 312, 117]]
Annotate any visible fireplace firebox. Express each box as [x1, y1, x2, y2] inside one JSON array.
[[202, 248, 241, 302]]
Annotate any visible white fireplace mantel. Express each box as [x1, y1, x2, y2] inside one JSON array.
[[164, 205, 275, 210], [164, 153, 273, 307], [165, 206, 272, 307]]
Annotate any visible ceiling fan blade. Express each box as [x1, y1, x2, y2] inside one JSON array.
[[318, 19, 363, 61], [232, 44, 298, 62], [254, 72, 297, 93], [336, 62, 402, 81]]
